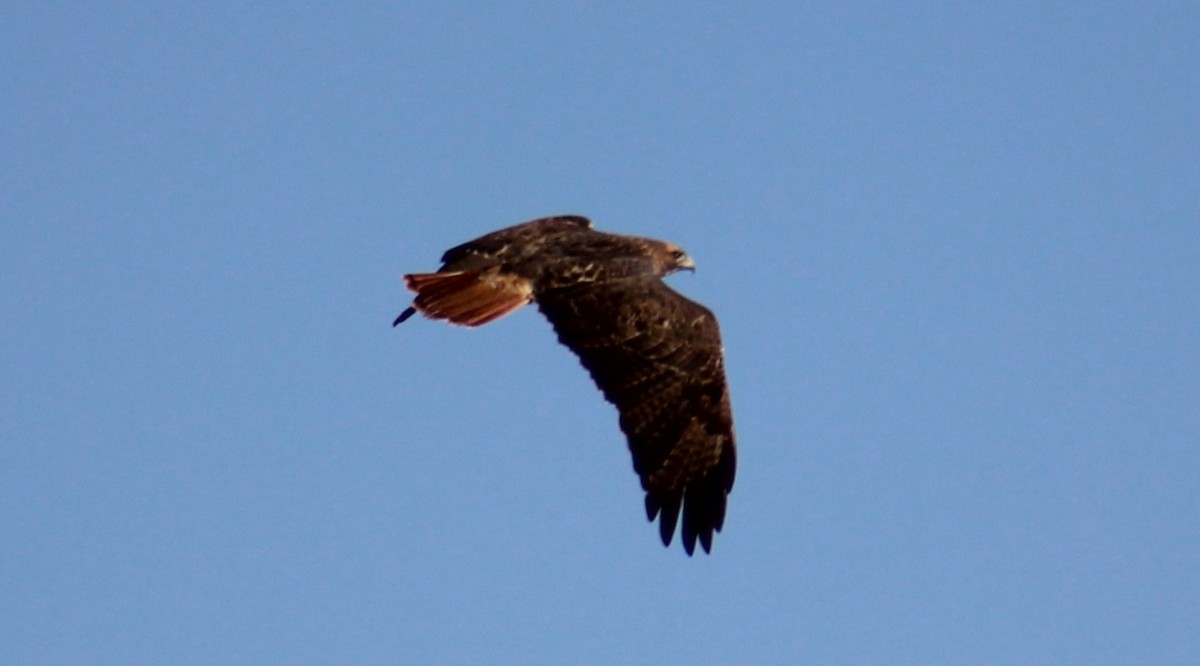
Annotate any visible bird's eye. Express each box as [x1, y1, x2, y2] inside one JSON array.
[[671, 249, 685, 259]]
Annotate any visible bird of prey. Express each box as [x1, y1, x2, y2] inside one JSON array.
[[395, 215, 736, 555]]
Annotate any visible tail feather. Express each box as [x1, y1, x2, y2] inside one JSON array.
[[400, 269, 532, 327]]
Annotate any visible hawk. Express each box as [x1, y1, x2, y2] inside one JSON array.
[[395, 215, 736, 555]]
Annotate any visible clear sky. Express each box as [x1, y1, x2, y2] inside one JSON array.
[[3, 3, 1198, 664]]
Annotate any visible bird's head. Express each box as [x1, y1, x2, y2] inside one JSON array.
[[659, 242, 696, 275]]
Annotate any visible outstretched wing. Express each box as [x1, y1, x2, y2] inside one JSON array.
[[535, 278, 737, 555]]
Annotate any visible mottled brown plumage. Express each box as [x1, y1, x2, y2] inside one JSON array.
[[395, 215, 736, 555]]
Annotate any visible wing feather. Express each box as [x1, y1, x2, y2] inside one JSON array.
[[536, 278, 737, 555]]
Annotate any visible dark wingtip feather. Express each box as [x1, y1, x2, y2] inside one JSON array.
[[644, 494, 659, 522], [652, 493, 682, 550], [393, 307, 417, 326], [661, 516, 677, 550], [649, 489, 724, 556]]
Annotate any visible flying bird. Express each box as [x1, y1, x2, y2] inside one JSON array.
[[394, 215, 736, 555]]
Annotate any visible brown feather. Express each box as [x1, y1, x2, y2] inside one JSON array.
[[404, 269, 533, 327], [535, 278, 736, 555]]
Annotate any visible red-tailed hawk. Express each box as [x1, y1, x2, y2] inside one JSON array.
[[395, 215, 736, 555]]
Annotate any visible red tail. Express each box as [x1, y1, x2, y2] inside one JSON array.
[[402, 269, 533, 327]]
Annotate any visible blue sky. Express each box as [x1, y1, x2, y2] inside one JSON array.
[[3, 3, 1198, 664]]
